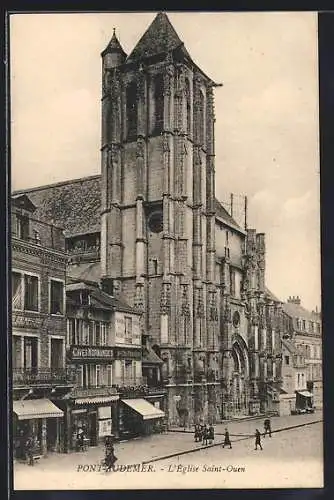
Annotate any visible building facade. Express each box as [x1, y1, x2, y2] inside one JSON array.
[[11, 194, 73, 458], [99, 13, 283, 424], [13, 13, 284, 427], [281, 296, 322, 411]]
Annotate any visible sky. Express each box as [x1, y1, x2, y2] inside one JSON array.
[[10, 12, 321, 311]]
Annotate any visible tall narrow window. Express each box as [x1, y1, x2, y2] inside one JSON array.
[[17, 215, 30, 240], [185, 79, 191, 135], [50, 279, 64, 315], [107, 364, 113, 387], [198, 90, 205, 145], [24, 275, 39, 311], [125, 317, 132, 343], [126, 81, 137, 139], [96, 365, 101, 387], [95, 322, 100, 346], [154, 73, 164, 133], [152, 258, 158, 275], [12, 272, 23, 310], [82, 322, 89, 345]]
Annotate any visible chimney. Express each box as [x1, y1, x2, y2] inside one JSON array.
[[287, 295, 301, 305], [100, 277, 114, 297]]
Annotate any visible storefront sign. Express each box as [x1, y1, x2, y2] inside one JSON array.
[[114, 347, 141, 360], [98, 419, 112, 437], [70, 346, 114, 360]]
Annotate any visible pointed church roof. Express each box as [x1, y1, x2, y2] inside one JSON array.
[[126, 12, 184, 62], [102, 28, 127, 58]]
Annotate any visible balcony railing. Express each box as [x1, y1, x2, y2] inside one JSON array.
[[13, 368, 76, 386]]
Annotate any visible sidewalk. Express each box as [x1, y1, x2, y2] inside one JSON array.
[[14, 410, 322, 474]]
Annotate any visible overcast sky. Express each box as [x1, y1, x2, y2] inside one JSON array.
[[10, 12, 320, 311]]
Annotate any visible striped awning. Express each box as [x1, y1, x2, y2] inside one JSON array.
[[122, 398, 165, 420], [75, 395, 119, 405], [13, 399, 64, 420]]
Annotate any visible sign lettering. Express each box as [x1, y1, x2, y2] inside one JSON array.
[[71, 346, 114, 360]]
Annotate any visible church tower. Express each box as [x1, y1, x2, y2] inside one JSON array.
[[101, 13, 221, 424]]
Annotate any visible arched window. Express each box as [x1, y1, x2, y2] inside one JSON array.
[[198, 90, 205, 145], [185, 79, 191, 135], [154, 74, 164, 133], [126, 81, 137, 139]]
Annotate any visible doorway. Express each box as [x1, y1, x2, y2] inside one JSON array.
[[88, 412, 97, 446]]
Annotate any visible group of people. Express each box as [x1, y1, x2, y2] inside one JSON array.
[[15, 431, 40, 465], [194, 418, 272, 451], [194, 423, 215, 445]]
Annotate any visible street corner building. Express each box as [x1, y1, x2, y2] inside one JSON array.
[[11, 194, 72, 459], [278, 296, 322, 416], [11, 12, 321, 438]]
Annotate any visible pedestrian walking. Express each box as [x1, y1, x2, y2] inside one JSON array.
[[76, 427, 84, 451], [194, 424, 201, 443], [254, 428, 263, 450], [202, 424, 209, 446], [104, 436, 117, 472], [208, 424, 215, 445], [25, 436, 34, 466], [263, 418, 272, 438], [222, 428, 232, 449]]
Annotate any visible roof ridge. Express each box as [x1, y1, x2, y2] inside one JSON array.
[[13, 174, 101, 195]]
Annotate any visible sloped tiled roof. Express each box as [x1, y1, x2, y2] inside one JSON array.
[[15, 175, 242, 237], [12, 194, 37, 213], [214, 198, 242, 231], [13, 175, 101, 238], [282, 338, 297, 354], [265, 287, 282, 303], [142, 347, 163, 365], [66, 280, 138, 315], [67, 262, 101, 285], [282, 302, 320, 321], [126, 12, 183, 63]]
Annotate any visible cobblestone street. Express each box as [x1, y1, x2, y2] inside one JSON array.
[[13, 412, 323, 490]]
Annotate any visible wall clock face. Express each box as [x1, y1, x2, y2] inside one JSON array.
[[233, 311, 240, 327], [148, 211, 163, 233]]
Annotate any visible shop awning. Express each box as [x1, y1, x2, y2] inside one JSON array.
[[122, 398, 165, 420], [75, 396, 119, 405], [296, 390, 313, 398], [13, 399, 64, 420]]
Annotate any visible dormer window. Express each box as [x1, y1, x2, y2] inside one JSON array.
[[17, 214, 30, 240]]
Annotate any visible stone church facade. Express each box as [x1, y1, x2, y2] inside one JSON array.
[[99, 13, 283, 424], [13, 13, 284, 427]]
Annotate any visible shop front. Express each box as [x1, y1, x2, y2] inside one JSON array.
[[120, 398, 165, 438], [13, 398, 64, 460], [295, 390, 314, 413], [63, 391, 119, 451]]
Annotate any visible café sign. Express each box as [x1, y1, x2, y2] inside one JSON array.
[[71, 346, 114, 360]]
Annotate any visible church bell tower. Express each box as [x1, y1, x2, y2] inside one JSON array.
[[101, 12, 221, 424]]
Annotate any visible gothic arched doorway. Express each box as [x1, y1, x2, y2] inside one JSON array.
[[230, 336, 250, 416]]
